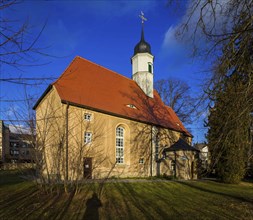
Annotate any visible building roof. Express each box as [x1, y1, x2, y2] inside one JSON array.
[[163, 139, 199, 152], [34, 56, 191, 137], [134, 26, 152, 55], [194, 143, 208, 151]]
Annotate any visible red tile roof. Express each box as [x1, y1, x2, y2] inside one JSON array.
[[35, 56, 191, 137]]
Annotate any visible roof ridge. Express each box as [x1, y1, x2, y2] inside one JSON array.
[[76, 56, 134, 84], [53, 55, 152, 98], [76, 56, 155, 99]]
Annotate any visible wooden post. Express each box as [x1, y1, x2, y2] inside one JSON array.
[[174, 150, 177, 178]]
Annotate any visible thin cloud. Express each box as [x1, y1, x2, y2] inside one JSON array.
[[162, 0, 231, 53], [162, 26, 178, 49], [160, 25, 190, 69]]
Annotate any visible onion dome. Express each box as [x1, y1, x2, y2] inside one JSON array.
[[134, 27, 152, 55]]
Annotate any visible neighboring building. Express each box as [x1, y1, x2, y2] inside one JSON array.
[[0, 120, 10, 163], [0, 120, 35, 164], [7, 133, 35, 163], [194, 143, 209, 170], [34, 20, 198, 180]]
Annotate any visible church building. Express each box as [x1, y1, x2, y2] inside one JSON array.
[[34, 16, 199, 181]]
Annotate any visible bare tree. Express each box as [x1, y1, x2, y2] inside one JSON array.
[[170, 0, 253, 182], [155, 78, 197, 124], [0, 0, 56, 112], [0, 0, 48, 70], [0, 1, 57, 150]]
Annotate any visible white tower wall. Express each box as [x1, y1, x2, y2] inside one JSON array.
[[132, 53, 154, 98]]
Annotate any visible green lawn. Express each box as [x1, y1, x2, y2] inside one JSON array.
[[0, 171, 253, 220]]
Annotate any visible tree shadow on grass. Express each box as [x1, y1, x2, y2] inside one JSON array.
[[110, 183, 142, 219], [54, 190, 76, 220], [25, 192, 60, 219], [0, 170, 26, 186], [176, 181, 253, 204], [35, 183, 102, 220], [37, 186, 94, 220], [112, 182, 169, 219], [0, 186, 39, 219]]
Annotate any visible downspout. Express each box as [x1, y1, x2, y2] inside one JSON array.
[[65, 102, 69, 181], [155, 129, 159, 176], [150, 125, 153, 177]]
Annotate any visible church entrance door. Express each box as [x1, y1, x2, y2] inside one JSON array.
[[84, 157, 92, 179]]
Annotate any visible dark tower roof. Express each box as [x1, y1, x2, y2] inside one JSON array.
[[134, 26, 152, 55]]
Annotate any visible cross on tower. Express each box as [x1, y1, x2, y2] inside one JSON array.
[[139, 11, 147, 24]]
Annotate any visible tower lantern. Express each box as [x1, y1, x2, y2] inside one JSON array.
[[131, 11, 154, 98]]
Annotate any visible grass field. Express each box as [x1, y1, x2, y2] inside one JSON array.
[[0, 170, 253, 220]]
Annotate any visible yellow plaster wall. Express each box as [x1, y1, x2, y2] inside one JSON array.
[[35, 87, 196, 180], [35, 86, 67, 179], [161, 150, 198, 180], [66, 105, 153, 179]]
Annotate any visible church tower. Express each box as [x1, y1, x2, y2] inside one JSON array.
[[131, 12, 154, 98]]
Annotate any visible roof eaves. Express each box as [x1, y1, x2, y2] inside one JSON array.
[[164, 105, 193, 137], [61, 100, 192, 136], [164, 140, 200, 152], [61, 99, 154, 125]]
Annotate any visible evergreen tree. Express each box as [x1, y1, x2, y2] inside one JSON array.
[[172, 0, 253, 183], [207, 13, 253, 183]]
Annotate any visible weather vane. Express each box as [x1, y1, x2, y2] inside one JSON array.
[[139, 11, 147, 24]]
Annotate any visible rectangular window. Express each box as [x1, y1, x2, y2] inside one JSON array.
[[148, 63, 153, 73], [10, 150, 19, 156], [84, 132, 92, 144], [84, 113, 92, 121], [139, 158, 144, 164], [10, 142, 19, 148]]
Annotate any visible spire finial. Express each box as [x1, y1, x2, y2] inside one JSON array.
[[139, 11, 147, 24], [139, 11, 147, 41], [133, 11, 152, 55]]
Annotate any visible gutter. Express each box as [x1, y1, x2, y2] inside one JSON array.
[[61, 100, 193, 138]]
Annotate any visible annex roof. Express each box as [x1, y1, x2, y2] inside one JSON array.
[[163, 139, 199, 152], [34, 56, 191, 137]]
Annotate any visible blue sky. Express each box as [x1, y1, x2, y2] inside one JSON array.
[[0, 0, 208, 142]]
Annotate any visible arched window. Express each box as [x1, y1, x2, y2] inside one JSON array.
[[116, 126, 124, 164]]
